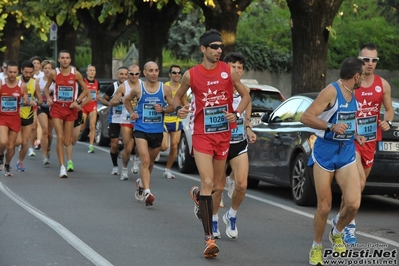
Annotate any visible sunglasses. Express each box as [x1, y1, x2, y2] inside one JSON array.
[[171, 71, 181, 75], [359, 56, 379, 63], [129, 72, 140, 76], [206, 44, 224, 50]]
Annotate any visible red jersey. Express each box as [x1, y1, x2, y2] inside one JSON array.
[[52, 67, 79, 106], [355, 75, 384, 141], [84, 78, 99, 102], [0, 79, 23, 117], [189, 62, 235, 135]]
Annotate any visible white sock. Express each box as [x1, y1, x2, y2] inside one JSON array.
[[212, 214, 218, 222], [164, 168, 170, 173], [312, 241, 322, 248], [228, 208, 237, 217], [144, 189, 151, 195], [333, 227, 342, 235]]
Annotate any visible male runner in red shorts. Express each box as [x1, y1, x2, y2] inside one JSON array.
[[43, 50, 89, 178], [173, 29, 250, 258]]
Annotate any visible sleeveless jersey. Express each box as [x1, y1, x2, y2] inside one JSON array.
[[108, 81, 131, 125], [354, 75, 384, 142], [19, 78, 35, 119], [230, 92, 247, 143], [134, 81, 166, 133], [84, 78, 99, 102], [52, 67, 79, 106], [189, 62, 235, 135], [39, 77, 55, 108], [315, 82, 358, 144], [0, 79, 23, 116], [163, 81, 182, 123]]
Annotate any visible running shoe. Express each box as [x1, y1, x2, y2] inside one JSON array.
[[43, 156, 50, 165], [16, 162, 26, 172], [120, 168, 129, 181], [144, 192, 155, 206], [88, 145, 94, 154], [309, 245, 324, 265], [343, 223, 357, 245], [223, 211, 238, 239], [203, 235, 219, 259], [190, 186, 201, 220], [4, 164, 12, 176], [67, 161, 74, 172], [329, 229, 346, 254], [34, 139, 41, 150], [131, 157, 140, 174], [28, 148, 36, 157], [111, 166, 119, 175], [135, 178, 144, 201], [212, 221, 221, 239], [59, 165, 68, 178], [163, 170, 175, 179], [0, 154, 3, 171], [225, 175, 235, 199]]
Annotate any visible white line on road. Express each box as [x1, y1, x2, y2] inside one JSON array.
[[0, 182, 113, 266]]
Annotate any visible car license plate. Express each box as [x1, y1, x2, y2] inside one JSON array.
[[378, 141, 399, 152]]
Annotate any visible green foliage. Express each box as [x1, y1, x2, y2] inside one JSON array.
[[75, 46, 91, 69], [236, 41, 292, 73], [328, 0, 399, 70], [162, 49, 197, 70], [113, 43, 128, 59]]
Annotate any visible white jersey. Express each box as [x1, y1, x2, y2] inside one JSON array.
[[230, 93, 247, 144], [108, 80, 139, 124], [39, 77, 55, 94], [34, 71, 44, 80]]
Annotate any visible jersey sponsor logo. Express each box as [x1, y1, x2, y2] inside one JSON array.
[[202, 88, 227, 107], [357, 99, 379, 117], [221, 72, 228, 79], [222, 148, 229, 156], [68, 80, 75, 84], [12, 93, 20, 97], [375, 85, 382, 93], [207, 80, 219, 86], [361, 91, 373, 96]]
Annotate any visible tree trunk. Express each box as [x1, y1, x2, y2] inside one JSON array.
[[135, 1, 182, 74], [287, 0, 343, 94], [57, 22, 77, 66], [77, 7, 133, 78], [2, 15, 25, 63], [191, 0, 253, 58]]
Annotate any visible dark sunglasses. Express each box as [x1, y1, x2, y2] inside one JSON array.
[[206, 44, 224, 50], [359, 56, 379, 63], [171, 71, 181, 75], [129, 72, 140, 76]]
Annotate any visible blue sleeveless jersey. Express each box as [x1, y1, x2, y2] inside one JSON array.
[[134, 82, 166, 133]]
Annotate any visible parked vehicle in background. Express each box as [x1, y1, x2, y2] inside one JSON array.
[[247, 93, 399, 206], [170, 80, 286, 173]]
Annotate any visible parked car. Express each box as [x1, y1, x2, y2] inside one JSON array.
[[172, 80, 286, 173], [247, 92, 399, 206]]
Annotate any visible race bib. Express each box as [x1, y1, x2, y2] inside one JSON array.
[[231, 117, 244, 142], [142, 103, 162, 123], [333, 111, 356, 140], [356, 115, 377, 142], [1, 96, 17, 112], [57, 86, 73, 102], [204, 105, 229, 133]]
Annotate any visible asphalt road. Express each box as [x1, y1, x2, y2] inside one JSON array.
[[0, 141, 398, 266]]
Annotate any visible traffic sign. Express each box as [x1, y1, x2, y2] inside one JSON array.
[[50, 22, 58, 41]]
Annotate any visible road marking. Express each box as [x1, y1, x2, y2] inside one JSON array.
[[85, 142, 399, 248], [0, 182, 113, 266]]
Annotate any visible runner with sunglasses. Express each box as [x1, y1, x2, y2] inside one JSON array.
[[331, 43, 394, 245]]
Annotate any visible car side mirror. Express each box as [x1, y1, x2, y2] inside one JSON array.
[[261, 112, 270, 123]]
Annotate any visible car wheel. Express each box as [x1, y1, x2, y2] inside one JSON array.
[[291, 153, 317, 206], [177, 133, 196, 173], [95, 119, 109, 147], [247, 178, 260, 189]]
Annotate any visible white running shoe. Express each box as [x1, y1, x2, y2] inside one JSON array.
[[135, 178, 144, 201], [59, 165, 68, 178], [42, 156, 50, 165], [28, 148, 36, 157], [225, 175, 235, 199], [111, 167, 119, 175], [212, 221, 221, 239], [163, 170, 175, 179], [223, 211, 238, 239], [120, 168, 129, 180], [131, 157, 140, 174]]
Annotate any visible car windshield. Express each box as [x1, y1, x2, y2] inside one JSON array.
[[250, 90, 284, 112], [380, 98, 399, 122]]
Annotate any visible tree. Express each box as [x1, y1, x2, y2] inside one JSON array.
[[191, 0, 253, 56], [286, 0, 343, 95]]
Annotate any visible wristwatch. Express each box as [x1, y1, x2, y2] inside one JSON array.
[[387, 120, 393, 128], [232, 111, 241, 121], [326, 123, 334, 132]]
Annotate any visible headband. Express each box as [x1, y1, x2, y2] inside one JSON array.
[[200, 33, 222, 46]]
